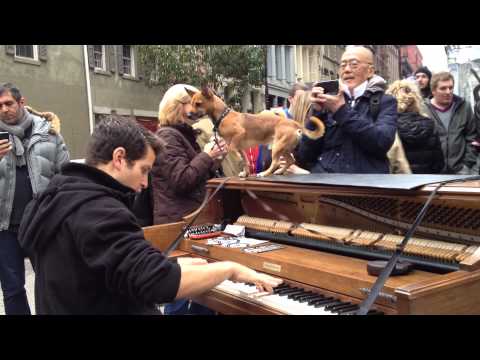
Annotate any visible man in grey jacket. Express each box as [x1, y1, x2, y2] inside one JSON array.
[[423, 72, 477, 175], [0, 83, 69, 314]]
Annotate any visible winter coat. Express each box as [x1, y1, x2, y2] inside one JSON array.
[[424, 95, 477, 174], [152, 124, 218, 224], [296, 75, 397, 173], [0, 114, 70, 230], [17, 163, 181, 314], [193, 116, 244, 177], [396, 112, 444, 174]]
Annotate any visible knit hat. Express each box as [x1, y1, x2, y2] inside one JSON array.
[[414, 66, 432, 80]]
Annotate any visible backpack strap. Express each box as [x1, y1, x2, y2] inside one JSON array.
[[369, 92, 383, 122]]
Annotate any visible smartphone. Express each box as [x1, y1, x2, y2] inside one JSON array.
[[0, 132, 10, 141], [313, 80, 339, 95]]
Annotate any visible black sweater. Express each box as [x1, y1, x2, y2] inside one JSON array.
[[18, 163, 181, 315], [397, 112, 445, 174]]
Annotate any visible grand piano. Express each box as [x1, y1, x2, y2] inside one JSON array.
[[143, 174, 480, 315]]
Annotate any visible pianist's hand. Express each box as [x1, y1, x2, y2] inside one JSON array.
[[229, 262, 283, 293], [177, 257, 208, 266]]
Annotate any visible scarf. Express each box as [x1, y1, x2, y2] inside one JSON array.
[[0, 107, 34, 166]]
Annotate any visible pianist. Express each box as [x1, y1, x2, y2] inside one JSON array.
[[17, 116, 281, 315], [296, 46, 397, 174]]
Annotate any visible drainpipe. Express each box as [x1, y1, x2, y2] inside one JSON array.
[[83, 45, 94, 133]]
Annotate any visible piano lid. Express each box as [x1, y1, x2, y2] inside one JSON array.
[[251, 174, 480, 190]]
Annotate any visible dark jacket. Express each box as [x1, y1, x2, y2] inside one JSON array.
[[152, 124, 218, 224], [424, 95, 477, 174], [296, 76, 397, 174], [132, 173, 154, 227], [17, 163, 181, 315], [397, 112, 444, 174]]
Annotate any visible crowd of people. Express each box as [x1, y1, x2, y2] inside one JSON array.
[[1, 45, 480, 315]]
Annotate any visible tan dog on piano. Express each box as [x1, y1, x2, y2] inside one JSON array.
[[185, 86, 325, 177]]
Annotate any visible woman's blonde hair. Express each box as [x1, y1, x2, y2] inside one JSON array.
[[158, 84, 199, 126], [290, 90, 312, 126], [386, 80, 426, 116]]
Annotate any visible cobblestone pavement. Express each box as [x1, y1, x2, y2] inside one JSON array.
[[0, 260, 36, 315]]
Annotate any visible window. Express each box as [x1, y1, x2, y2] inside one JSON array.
[[122, 45, 135, 76], [93, 45, 106, 70], [15, 45, 38, 60]]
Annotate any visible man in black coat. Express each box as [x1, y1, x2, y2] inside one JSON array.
[[415, 66, 433, 100], [18, 116, 281, 314]]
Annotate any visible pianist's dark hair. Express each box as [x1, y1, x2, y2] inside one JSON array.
[[85, 115, 163, 167], [0, 83, 22, 101]]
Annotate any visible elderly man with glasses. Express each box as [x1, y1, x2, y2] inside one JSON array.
[[296, 46, 397, 174]]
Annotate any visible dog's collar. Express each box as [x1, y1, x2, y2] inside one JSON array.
[[213, 107, 231, 131]]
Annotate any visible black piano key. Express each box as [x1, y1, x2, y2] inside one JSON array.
[[324, 301, 345, 311], [274, 283, 290, 290], [336, 305, 360, 314], [286, 290, 306, 298], [299, 294, 323, 303], [328, 302, 352, 312], [277, 287, 301, 296], [288, 290, 307, 301], [310, 297, 335, 306], [295, 292, 316, 301], [307, 295, 327, 305], [273, 285, 292, 294]]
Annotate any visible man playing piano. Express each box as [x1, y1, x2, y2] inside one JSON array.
[[17, 116, 281, 314]]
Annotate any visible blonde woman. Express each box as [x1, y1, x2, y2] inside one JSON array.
[[151, 84, 227, 225], [151, 84, 229, 315], [386, 80, 444, 174]]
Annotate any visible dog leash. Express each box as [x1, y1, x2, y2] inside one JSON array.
[[164, 176, 231, 256]]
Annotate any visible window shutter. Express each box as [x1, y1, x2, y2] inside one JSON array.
[[107, 45, 116, 73], [39, 45, 48, 61], [87, 45, 94, 69], [116, 45, 124, 75], [5, 45, 15, 56], [135, 47, 144, 80]]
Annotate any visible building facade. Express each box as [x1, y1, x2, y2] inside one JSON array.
[[295, 45, 346, 86], [266, 45, 296, 108], [445, 45, 480, 110], [363, 45, 401, 84], [400, 45, 423, 78]]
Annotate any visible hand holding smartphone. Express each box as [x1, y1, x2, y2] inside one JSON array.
[[313, 80, 339, 95], [0, 131, 12, 159], [0, 131, 10, 141]]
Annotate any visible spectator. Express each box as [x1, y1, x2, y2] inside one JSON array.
[[386, 80, 444, 174], [0, 83, 69, 314], [151, 84, 227, 315], [424, 72, 477, 174], [296, 46, 397, 174]]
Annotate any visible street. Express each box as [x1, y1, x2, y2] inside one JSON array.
[[0, 260, 36, 315]]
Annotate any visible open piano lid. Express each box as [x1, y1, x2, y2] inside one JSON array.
[[252, 174, 480, 190]]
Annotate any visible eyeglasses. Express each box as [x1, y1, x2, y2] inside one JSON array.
[[339, 59, 372, 70]]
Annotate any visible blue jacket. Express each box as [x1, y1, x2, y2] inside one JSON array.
[[296, 77, 397, 174]]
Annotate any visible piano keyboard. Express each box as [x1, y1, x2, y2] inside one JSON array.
[[215, 280, 383, 315]]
